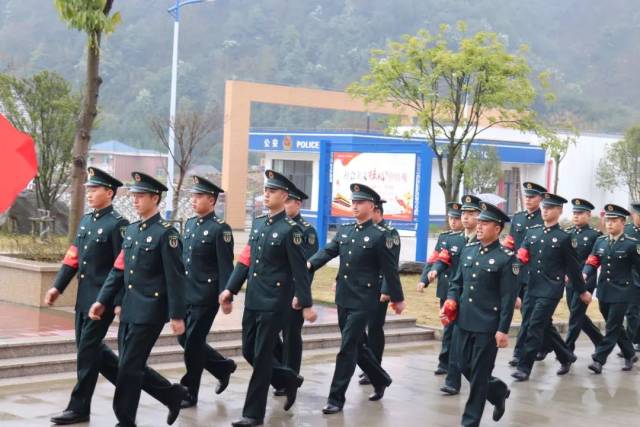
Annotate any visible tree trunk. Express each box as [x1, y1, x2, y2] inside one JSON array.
[[553, 157, 560, 193], [67, 33, 102, 243]]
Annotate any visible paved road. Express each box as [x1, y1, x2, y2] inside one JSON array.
[[0, 337, 638, 426]]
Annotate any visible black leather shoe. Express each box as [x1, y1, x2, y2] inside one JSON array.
[[439, 384, 459, 395], [167, 384, 188, 425], [368, 384, 387, 401], [359, 374, 371, 385], [511, 370, 529, 382], [115, 424, 136, 427], [508, 357, 519, 367], [434, 366, 448, 375], [180, 395, 197, 409], [231, 417, 263, 426], [492, 388, 510, 421], [216, 360, 237, 394], [622, 355, 638, 371], [588, 361, 603, 374], [50, 410, 90, 425], [284, 375, 304, 411], [322, 403, 343, 414], [557, 354, 577, 376], [273, 388, 287, 396], [535, 352, 547, 361]]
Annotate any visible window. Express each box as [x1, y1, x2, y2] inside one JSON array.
[[272, 159, 313, 209]]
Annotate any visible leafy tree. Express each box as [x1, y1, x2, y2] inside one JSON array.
[[54, 0, 121, 242], [462, 146, 503, 194], [539, 115, 579, 193], [0, 70, 79, 211], [349, 23, 544, 205], [597, 125, 640, 201]]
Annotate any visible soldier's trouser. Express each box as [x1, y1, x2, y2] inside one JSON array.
[[565, 286, 603, 351], [280, 307, 305, 374], [366, 300, 389, 363], [512, 284, 531, 359], [625, 303, 640, 345], [437, 299, 454, 370], [453, 326, 509, 427], [593, 302, 635, 364], [241, 309, 299, 421], [178, 304, 236, 401], [114, 322, 176, 427], [518, 296, 574, 374], [328, 306, 392, 407], [66, 312, 176, 416]]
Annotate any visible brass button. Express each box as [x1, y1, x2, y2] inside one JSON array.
[[472, 274, 476, 278], [256, 260, 260, 263], [276, 282, 281, 287], [83, 261, 87, 265], [494, 307, 498, 311], [208, 278, 212, 283], [186, 271, 189, 275], [470, 285, 474, 290], [367, 283, 371, 287], [469, 298, 473, 302], [128, 284, 132, 289], [253, 273, 257, 277], [132, 255, 135, 259], [344, 274, 348, 279], [346, 263, 349, 267], [80, 274, 85, 279], [129, 270, 134, 274], [154, 292, 159, 297], [475, 262, 479, 266]]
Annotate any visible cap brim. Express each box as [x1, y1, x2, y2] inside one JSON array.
[[351, 195, 375, 202]]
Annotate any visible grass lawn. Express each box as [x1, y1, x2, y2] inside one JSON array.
[[311, 266, 604, 328]]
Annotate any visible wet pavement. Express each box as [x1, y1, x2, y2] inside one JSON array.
[[0, 337, 637, 426]]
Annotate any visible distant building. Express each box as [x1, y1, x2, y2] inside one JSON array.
[[88, 140, 168, 184]]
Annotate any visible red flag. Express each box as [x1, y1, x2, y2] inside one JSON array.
[[0, 114, 38, 213]]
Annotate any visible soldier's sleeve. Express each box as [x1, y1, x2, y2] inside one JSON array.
[[52, 225, 82, 294], [305, 227, 319, 260], [446, 255, 464, 302], [287, 226, 313, 308], [562, 235, 586, 294], [515, 231, 532, 298], [308, 231, 340, 273], [583, 240, 601, 279], [215, 224, 235, 296], [498, 255, 519, 334], [111, 218, 129, 306], [431, 235, 458, 275], [381, 229, 401, 295], [161, 229, 186, 320], [97, 250, 125, 307], [376, 232, 404, 302], [629, 241, 640, 272], [225, 244, 250, 295], [504, 215, 517, 250]]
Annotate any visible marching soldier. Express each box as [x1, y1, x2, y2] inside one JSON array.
[[440, 201, 517, 427], [273, 185, 318, 395], [417, 201, 463, 379], [511, 193, 592, 382], [564, 198, 603, 352], [623, 203, 640, 352], [219, 170, 316, 427], [585, 204, 640, 373], [503, 182, 546, 367], [89, 172, 187, 427], [46, 167, 184, 426], [359, 198, 401, 385], [177, 176, 237, 408], [307, 183, 406, 415]]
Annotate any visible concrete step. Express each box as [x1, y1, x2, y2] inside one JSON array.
[[0, 316, 419, 360], [0, 326, 434, 379]]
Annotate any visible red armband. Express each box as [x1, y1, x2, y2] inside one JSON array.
[[503, 235, 515, 250], [62, 245, 79, 268], [516, 248, 530, 264], [237, 244, 251, 266], [427, 250, 439, 264], [437, 248, 452, 266], [442, 299, 458, 325], [113, 250, 125, 270], [586, 255, 600, 268]]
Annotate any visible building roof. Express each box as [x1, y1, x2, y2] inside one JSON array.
[[90, 140, 167, 156]]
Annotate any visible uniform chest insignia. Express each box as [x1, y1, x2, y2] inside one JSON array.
[[223, 230, 232, 243], [120, 227, 126, 238], [169, 235, 178, 248], [393, 235, 400, 246], [293, 232, 303, 245], [146, 236, 153, 243], [571, 238, 577, 248], [489, 258, 495, 264], [272, 232, 278, 238], [637, 244, 640, 255], [308, 233, 316, 245], [364, 236, 370, 242], [512, 264, 520, 275], [97, 228, 103, 234], [386, 237, 393, 249], [204, 230, 209, 236]]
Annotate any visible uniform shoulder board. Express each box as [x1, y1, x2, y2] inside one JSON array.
[[374, 224, 386, 232], [161, 221, 173, 228], [441, 230, 452, 235], [466, 241, 480, 247], [111, 211, 123, 220], [285, 218, 297, 227], [450, 230, 463, 235], [564, 226, 575, 232], [596, 235, 607, 240], [216, 217, 225, 224], [530, 224, 543, 229], [500, 245, 514, 256], [627, 235, 638, 242], [255, 213, 267, 219]]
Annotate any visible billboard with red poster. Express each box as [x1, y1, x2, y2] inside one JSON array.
[[331, 152, 417, 221]]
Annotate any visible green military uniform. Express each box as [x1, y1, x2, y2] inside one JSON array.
[[564, 198, 603, 351], [308, 183, 404, 412], [508, 182, 546, 364], [177, 176, 237, 407], [224, 170, 312, 425], [513, 193, 587, 381], [50, 168, 182, 426], [97, 172, 186, 427], [584, 204, 640, 373], [623, 202, 640, 351], [277, 186, 318, 377], [447, 202, 517, 427]]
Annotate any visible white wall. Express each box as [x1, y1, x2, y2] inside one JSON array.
[[264, 152, 320, 211]]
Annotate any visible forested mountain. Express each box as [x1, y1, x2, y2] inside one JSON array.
[[1, 0, 638, 167]]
